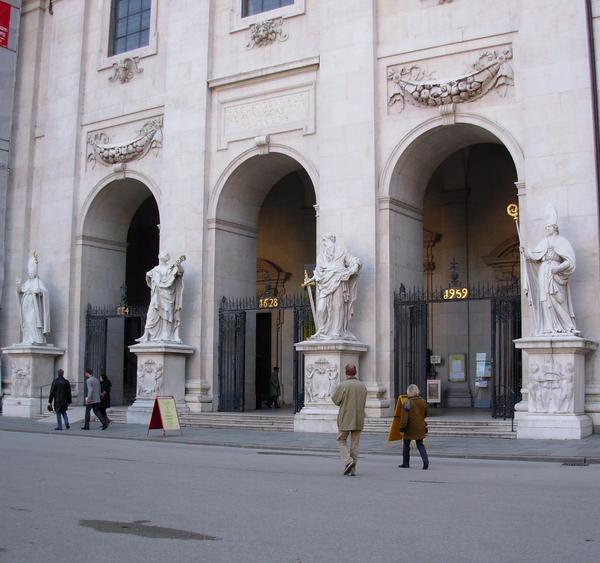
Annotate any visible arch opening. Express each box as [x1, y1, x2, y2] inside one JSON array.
[[211, 153, 317, 412], [81, 178, 160, 405]]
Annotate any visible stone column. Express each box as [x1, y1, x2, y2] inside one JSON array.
[[294, 340, 368, 433], [127, 342, 194, 425], [1, 344, 65, 417], [515, 336, 596, 439]]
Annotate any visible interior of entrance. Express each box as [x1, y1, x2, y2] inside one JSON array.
[[255, 170, 316, 409], [422, 143, 519, 409], [81, 179, 159, 406]]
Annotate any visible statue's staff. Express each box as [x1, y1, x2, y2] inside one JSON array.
[[506, 203, 529, 293], [301, 269, 318, 330]]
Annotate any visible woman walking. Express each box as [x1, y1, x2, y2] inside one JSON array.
[[398, 384, 429, 470], [99, 374, 112, 426]]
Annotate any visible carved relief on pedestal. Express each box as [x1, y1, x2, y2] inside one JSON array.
[[109, 56, 143, 83], [527, 358, 574, 413], [11, 364, 31, 398], [87, 118, 163, 168], [305, 358, 339, 403], [387, 47, 513, 112], [136, 359, 164, 399], [247, 18, 288, 48]]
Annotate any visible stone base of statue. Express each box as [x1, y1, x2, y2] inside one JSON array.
[[1, 344, 65, 417], [293, 339, 368, 433], [127, 341, 194, 425], [514, 335, 596, 439]]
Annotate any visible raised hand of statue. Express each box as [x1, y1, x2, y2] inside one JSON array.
[[16, 278, 21, 289]]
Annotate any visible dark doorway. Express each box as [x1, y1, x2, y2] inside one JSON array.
[[255, 313, 272, 409]]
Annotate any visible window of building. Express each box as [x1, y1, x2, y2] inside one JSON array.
[[109, 0, 151, 57], [242, 0, 294, 18]]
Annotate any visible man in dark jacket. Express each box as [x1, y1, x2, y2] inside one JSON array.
[[48, 369, 72, 430], [81, 369, 109, 430]]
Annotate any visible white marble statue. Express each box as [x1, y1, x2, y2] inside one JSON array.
[[306, 233, 361, 341], [16, 252, 50, 345], [137, 253, 185, 343], [521, 205, 579, 336]]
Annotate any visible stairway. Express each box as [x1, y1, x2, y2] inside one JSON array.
[[107, 408, 516, 438]]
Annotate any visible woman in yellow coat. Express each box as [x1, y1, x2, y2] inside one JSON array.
[[398, 384, 429, 470]]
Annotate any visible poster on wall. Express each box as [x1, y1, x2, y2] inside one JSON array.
[[426, 380, 441, 404], [448, 353, 466, 382], [0, 1, 10, 49]]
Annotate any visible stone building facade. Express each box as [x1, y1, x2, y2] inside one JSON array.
[[2, 0, 600, 435]]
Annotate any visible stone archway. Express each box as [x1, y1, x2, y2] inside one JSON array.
[[78, 176, 160, 405], [378, 118, 524, 404], [204, 148, 318, 411]]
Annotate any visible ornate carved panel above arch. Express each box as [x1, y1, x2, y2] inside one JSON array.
[[483, 235, 520, 283]]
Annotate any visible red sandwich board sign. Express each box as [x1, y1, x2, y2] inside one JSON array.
[[147, 396, 183, 436], [0, 1, 11, 49]]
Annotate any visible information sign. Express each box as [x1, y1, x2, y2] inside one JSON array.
[[0, 2, 10, 49], [147, 396, 182, 436]]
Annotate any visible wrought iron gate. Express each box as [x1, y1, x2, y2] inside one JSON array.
[[218, 295, 314, 413], [393, 282, 522, 418], [84, 304, 147, 385]]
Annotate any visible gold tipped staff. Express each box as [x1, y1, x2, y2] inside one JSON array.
[[506, 203, 529, 290], [301, 269, 318, 330]]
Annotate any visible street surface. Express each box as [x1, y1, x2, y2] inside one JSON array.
[[1, 430, 599, 563]]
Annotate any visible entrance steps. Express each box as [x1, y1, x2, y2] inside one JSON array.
[[363, 417, 516, 439], [108, 407, 516, 437]]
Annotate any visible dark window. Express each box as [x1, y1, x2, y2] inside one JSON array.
[[109, 0, 151, 57], [242, 0, 294, 18]]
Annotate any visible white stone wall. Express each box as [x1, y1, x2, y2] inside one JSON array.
[[3, 0, 600, 429]]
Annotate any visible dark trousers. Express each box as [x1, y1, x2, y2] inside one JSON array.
[[402, 439, 429, 467], [55, 411, 69, 429], [98, 406, 110, 421], [84, 403, 108, 428]]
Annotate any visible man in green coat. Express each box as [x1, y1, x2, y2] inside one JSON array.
[[331, 364, 367, 476]]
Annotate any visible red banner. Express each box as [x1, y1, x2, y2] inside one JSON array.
[[0, 1, 10, 49]]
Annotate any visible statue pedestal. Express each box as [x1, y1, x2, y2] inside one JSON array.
[[1, 344, 65, 417], [127, 342, 194, 425], [293, 339, 368, 433], [514, 336, 596, 440]]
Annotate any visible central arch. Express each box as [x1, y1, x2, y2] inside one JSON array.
[[205, 147, 319, 411]]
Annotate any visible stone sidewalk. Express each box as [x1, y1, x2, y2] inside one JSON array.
[[1, 415, 599, 464]]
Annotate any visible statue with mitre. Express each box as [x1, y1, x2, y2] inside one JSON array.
[[16, 251, 51, 345]]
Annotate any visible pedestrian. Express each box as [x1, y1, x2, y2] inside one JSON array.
[[81, 368, 110, 430], [398, 384, 429, 470], [331, 364, 367, 476], [99, 374, 112, 424], [266, 367, 281, 408], [47, 369, 72, 431]]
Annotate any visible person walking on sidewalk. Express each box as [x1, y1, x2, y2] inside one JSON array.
[[331, 364, 367, 476], [99, 374, 112, 423], [48, 369, 72, 431], [81, 369, 109, 430], [398, 384, 429, 470]]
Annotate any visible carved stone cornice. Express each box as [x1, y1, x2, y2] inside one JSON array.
[[247, 17, 288, 48], [387, 47, 513, 111], [86, 118, 163, 168], [109, 56, 143, 84]]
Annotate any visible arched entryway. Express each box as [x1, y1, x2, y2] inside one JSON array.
[[380, 118, 524, 416], [207, 149, 318, 412], [80, 176, 160, 405]]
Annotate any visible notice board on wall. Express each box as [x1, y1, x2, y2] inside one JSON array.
[[0, 1, 11, 49]]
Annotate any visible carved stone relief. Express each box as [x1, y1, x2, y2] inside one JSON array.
[[527, 358, 574, 414], [11, 364, 31, 398], [247, 18, 288, 48], [136, 359, 164, 399], [87, 118, 163, 168], [109, 57, 143, 83], [387, 47, 513, 112], [305, 358, 339, 403]]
